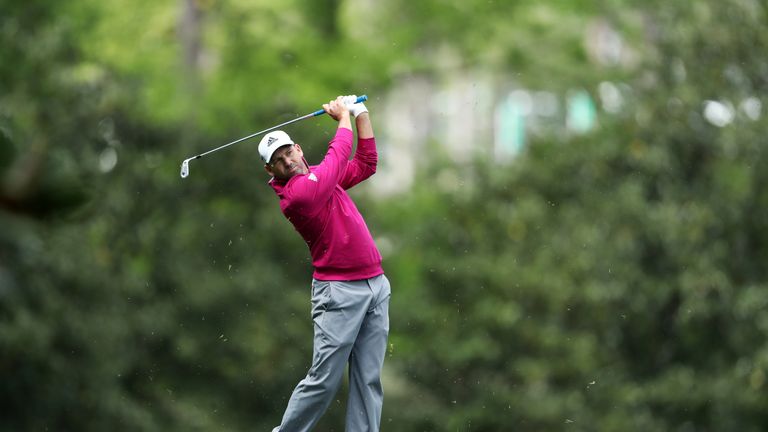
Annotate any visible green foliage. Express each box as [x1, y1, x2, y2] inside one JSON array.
[[2, 0, 767, 430], [365, 1, 768, 430]]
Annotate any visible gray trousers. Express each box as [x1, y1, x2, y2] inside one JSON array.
[[273, 274, 391, 432]]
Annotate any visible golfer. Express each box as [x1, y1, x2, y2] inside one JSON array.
[[261, 95, 390, 432]]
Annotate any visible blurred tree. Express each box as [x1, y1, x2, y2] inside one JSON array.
[[2, 0, 767, 430], [0, 0, 156, 429], [368, 0, 768, 430]]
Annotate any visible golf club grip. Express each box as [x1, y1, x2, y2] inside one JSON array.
[[311, 94, 369, 117]]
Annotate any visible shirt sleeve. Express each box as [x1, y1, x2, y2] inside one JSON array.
[[339, 136, 378, 190], [283, 127, 354, 214]]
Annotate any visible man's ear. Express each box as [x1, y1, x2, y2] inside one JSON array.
[[264, 164, 274, 177], [294, 143, 303, 156]]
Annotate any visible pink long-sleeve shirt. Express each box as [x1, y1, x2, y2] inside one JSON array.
[[269, 127, 383, 281]]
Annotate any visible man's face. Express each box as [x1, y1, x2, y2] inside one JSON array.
[[265, 144, 308, 181]]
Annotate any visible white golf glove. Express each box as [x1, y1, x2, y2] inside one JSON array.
[[342, 94, 368, 117]]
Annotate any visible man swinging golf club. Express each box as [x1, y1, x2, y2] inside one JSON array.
[[262, 95, 390, 432]]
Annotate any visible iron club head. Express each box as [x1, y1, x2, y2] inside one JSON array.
[[180, 159, 191, 178]]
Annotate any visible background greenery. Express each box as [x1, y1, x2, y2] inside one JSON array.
[[2, 0, 766, 430]]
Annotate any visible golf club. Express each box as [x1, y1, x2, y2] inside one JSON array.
[[180, 95, 368, 178]]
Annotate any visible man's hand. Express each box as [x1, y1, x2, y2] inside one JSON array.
[[342, 94, 369, 117], [323, 96, 351, 121]]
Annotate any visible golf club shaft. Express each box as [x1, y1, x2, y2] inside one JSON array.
[[191, 112, 313, 161], [180, 95, 368, 178], [189, 95, 368, 161]]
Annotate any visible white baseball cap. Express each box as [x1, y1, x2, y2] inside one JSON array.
[[258, 130, 294, 164]]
